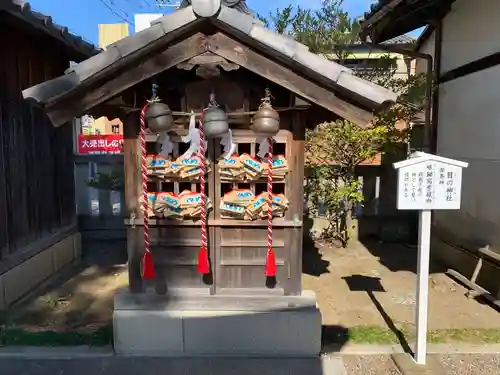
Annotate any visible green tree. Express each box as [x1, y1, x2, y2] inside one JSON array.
[[259, 0, 426, 245]]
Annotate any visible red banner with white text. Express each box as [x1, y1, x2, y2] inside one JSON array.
[[77, 135, 124, 154]]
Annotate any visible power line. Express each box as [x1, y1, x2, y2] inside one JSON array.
[[99, 0, 135, 26]]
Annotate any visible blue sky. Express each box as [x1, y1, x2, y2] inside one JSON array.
[[27, 0, 384, 45]]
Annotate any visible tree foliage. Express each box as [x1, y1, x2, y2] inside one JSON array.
[[259, 0, 426, 244]]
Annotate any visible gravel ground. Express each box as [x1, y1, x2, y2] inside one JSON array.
[[342, 356, 401, 375], [439, 354, 500, 375]]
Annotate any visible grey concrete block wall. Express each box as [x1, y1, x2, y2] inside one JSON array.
[[0, 232, 81, 309], [3, 246, 55, 306]]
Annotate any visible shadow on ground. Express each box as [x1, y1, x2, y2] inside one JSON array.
[[358, 236, 447, 275], [1, 239, 127, 332], [302, 215, 331, 277], [342, 274, 413, 354]]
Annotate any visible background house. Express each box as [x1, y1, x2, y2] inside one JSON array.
[[360, 0, 500, 294], [307, 36, 418, 240], [76, 23, 129, 136], [0, 0, 98, 309]]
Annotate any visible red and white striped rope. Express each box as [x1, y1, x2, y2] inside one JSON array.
[[266, 137, 274, 276], [199, 110, 208, 256], [140, 104, 150, 260]]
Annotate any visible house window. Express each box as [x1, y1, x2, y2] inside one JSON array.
[[112, 125, 120, 134], [343, 58, 398, 73]]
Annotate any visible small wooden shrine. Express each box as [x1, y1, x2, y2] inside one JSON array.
[[22, 0, 398, 356]]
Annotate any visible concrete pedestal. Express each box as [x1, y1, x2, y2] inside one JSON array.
[[113, 289, 322, 357]]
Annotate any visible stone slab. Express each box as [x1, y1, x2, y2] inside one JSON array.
[[114, 290, 322, 357], [114, 289, 318, 311], [113, 310, 184, 356], [182, 308, 322, 355], [392, 353, 445, 375]]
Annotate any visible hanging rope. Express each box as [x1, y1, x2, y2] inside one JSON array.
[[265, 136, 277, 277], [140, 102, 156, 279], [197, 108, 210, 274]]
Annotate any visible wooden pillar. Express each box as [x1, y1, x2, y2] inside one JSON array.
[[123, 111, 143, 293], [285, 109, 306, 295]]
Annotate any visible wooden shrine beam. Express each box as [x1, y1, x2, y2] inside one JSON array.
[[207, 32, 374, 126], [46, 33, 209, 126]]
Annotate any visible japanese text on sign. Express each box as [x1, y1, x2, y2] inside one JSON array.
[[78, 135, 124, 155], [396, 160, 462, 210]]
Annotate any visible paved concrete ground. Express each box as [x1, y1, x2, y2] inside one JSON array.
[[1, 354, 500, 375], [0, 357, 343, 375]]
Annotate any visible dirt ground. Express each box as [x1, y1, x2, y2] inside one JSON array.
[[303, 239, 500, 333], [1, 240, 128, 332], [3, 237, 500, 339]]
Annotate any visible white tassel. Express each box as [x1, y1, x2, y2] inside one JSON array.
[[181, 111, 206, 159], [257, 137, 270, 160], [220, 129, 236, 159], [158, 133, 173, 157]]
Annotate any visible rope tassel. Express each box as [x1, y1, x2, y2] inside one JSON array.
[[197, 110, 210, 275], [265, 137, 277, 277], [140, 103, 156, 279]]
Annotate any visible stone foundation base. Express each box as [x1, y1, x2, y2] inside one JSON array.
[[113, 289, 322, 357]]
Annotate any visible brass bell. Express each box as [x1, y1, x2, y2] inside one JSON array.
[[145, 102, 174, 134], [203, 93, 229, 138], [251, 88, 280, 137]]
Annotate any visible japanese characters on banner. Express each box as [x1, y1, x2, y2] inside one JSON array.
[[395, 153, 466, 210], [78, 135, 124, 154]]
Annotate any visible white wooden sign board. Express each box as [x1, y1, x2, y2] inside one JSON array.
[[393, 152, 468, 366], [394, 152, 468, 210]]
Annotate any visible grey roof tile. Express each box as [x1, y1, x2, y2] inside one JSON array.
[[249, 23, 298, 58], [191, 0, 220, 17], [217, 5, 255, 35], [109, 23, 165, 58], [22, 73, 80, 103], [337, 71, 398, 105], [151, 6, 197, 34], [68, 45, 122, 82], [292, 47, 351, 83]]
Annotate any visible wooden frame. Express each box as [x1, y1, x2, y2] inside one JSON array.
[[114, 32, 315, 297], [207, 32, 374, 126]]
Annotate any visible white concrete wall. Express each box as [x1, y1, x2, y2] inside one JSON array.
[[440, 0, 500, 73], [434, 64, 500, 252], [415, 30, 435, 75], [433, 0, 500, 253]]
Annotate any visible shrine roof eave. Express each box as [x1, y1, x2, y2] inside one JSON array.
[[22, 2, 399, 127]]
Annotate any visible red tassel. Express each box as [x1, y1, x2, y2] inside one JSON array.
[[197, 246, 210, 274], [265, 249, 277, 277], [141, 251, 156, 279]]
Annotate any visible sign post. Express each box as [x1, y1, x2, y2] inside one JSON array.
[[393, 152, 468, 365]]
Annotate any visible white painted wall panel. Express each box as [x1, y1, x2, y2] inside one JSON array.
[[441, 0, 500, 73], [435, 65, 500, 250], [415, 30, 435, 75]]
